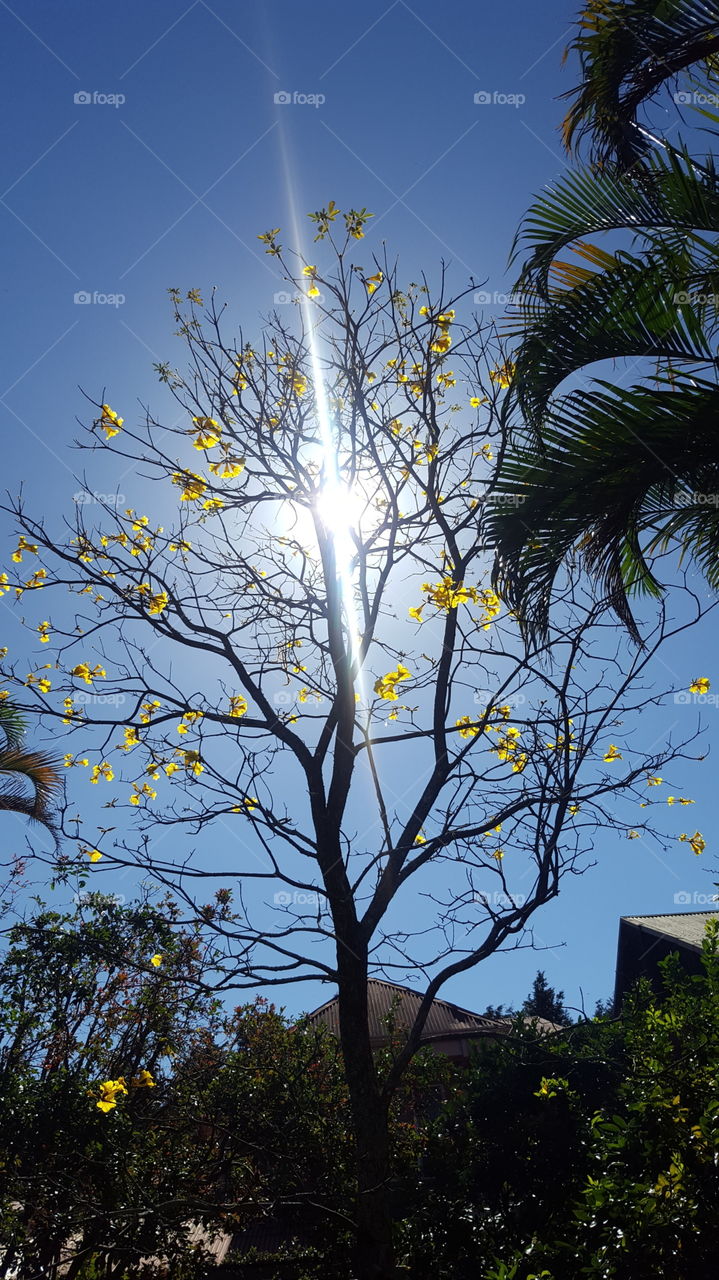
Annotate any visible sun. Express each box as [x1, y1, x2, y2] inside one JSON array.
[[315, 481, 362, 540]]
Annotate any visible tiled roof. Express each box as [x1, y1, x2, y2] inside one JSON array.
[[305, 978, 555, 1044], [621, 911, 718, 951]]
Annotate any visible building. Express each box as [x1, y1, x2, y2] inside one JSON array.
[[614, 910, 718, 1006], [305, 977, 557, 1064]]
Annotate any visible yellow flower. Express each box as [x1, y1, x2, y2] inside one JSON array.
[[25, 672, 52, 693], [365, 271, 383, 294], [456, 715, 481, 739], [90, 762, 114, 784], [430, 333, 451, 355], [121, 726, 140, 751], [647, 776, 663, 786], [470, 397, 488, 409], [481, 443, 493, 460], [21, 568, 47, 593], [95, 1076, 128, 1112], [150, 953, 163, 967], [374, 663, 412, 702], [132, 1069, 156, 1088], [71, 663, 106, 686], [603, 744, 622, 762], [147, 591, 169, 616], [99, 405, 123, 438], [414, 832, 426, 845], [408, 606, 424, 622], [0, 574, 8, 596], [182, 750, 204, 777], [84, 848, 102, 862], [209, 456, 245, 480], [12, 536, 38, 562], [489, 361, 516, 389], [628, 830, 640, 839], [290, 372, 307, 396], [679, 831, 706, 856], [191, 417, 221, 449], [37, 621, 51, 643], [229, 695, 248, 718], [689, 677, 710, 694], [172, 470, 206, 502]]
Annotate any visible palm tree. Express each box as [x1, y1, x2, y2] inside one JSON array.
[[488, 0, 719, 641], [0, 698, 63, 834]]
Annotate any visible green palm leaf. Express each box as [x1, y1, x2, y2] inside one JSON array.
[[563, 0, 719, 168], [490, 375, 719, 642]]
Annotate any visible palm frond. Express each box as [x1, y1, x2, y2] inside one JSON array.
[[563, 0, 719, 168], [0, 747, 64, 832], [489, 375, 719, 642]]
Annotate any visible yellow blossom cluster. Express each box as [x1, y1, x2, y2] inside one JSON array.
[[679, 831, 706, 856], [489, 361, 516, 389], [177, 710, 204, 735], [91, 762, 114, 784], [374, 664, 412, 702], [25, 669, 52, 693], [172, 470, 206, 503], [71, 663, 107, 686], [99, 404, 123, 438], [93, 1068, 155, 1113], [12, 536, 38, 563], [191, 416, 221, 449], [130, 781, 157, 805], [488, 725, 527, 773], [209, 455, 245, 480]]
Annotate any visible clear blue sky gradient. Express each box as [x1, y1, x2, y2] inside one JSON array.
[[1, 0, 716, 1018]]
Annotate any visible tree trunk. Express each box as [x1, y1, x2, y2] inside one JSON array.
[[337, 956, 396, 1280]]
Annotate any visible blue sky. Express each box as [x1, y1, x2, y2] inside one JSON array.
[[1, 0, 716, 1019]]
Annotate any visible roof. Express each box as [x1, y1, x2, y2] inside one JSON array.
[[620, 911, 718, 951], [614, 911, 718, 1005], [305, 978, 556, 1045]]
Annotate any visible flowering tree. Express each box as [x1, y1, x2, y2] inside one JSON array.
[[0, 205, 706, 1278], [0, 895, 226, 1278]]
